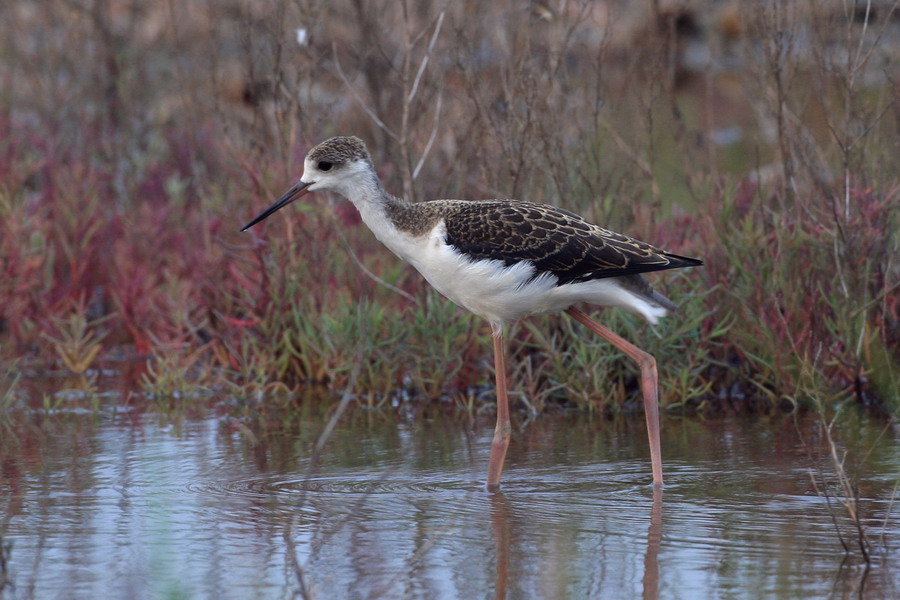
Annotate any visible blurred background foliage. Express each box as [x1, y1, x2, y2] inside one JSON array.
[[0, 0, 897, 414]]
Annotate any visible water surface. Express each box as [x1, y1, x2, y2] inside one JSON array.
[[1, 399, 898, 599]]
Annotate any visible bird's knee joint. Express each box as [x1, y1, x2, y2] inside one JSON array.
[[636, 352, 657, 373]]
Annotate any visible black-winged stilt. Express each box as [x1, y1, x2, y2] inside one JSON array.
[[242, 136, 702, 490]]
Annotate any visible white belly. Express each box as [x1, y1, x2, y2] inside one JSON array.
[[371, 217, 667, 326]]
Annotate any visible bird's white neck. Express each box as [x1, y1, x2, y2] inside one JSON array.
[[331, 169, 414, 258]]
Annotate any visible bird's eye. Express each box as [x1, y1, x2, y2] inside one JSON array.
[[317, 160, 333, 171]]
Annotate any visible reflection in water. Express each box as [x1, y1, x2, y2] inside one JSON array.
[[0, 407, 898, 599], [643, 487, 662, 600], [486, 483, 666, 600], [489, 491, 510, 600]]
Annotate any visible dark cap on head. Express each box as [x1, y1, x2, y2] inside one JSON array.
[[308, 136, 371, 167]]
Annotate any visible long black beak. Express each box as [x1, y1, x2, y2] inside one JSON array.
[[240, 181, 313, 231]]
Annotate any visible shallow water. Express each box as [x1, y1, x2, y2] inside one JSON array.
[[1, 400, 898, 599]]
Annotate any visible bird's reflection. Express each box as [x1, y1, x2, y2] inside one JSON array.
[[487, 485, 664, 600], [643, 486, 664, 600], [489, 490, 511, 600]]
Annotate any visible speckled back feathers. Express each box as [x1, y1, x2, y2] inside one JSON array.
[[386, 198, 701, 285]]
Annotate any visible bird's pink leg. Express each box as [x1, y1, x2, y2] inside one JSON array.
[[565, 307, 663, 487], [486, 324, 511, 491]]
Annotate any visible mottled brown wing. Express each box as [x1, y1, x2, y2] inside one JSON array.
[[442, 200, 702, 284]]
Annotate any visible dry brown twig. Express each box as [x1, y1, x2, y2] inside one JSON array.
[[809, 411, 873, 562]]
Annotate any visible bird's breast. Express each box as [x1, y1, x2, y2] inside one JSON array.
[[390, 223, 557, 324], [365, 215, 664, 326]]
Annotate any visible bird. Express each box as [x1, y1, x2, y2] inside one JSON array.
[[241, 136, 702, 490]]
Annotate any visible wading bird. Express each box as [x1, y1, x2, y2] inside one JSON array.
[[242, 136, 702, 490]]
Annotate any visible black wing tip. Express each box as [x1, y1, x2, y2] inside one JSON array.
[[579, 253, 703, 281], [664, 252, 704, 269]]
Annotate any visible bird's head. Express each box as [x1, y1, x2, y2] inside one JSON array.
[[240, 136, 373, 231]]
